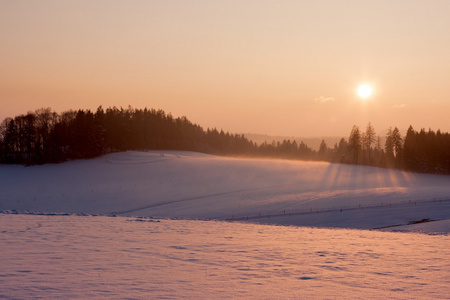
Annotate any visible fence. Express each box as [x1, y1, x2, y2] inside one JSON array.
[[225, 197, 450, 221]]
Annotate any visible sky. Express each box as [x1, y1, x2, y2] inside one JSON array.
[[1, 0, 449, 137]]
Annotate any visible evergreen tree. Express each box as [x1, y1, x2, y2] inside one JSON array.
[[385, 127, 403, 168], [362, 122, 376, 165], [318, 139, 328, 161], [348, 125, 362, 164]]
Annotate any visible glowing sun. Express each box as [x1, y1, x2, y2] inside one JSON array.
[[357, 84, 372, 99]]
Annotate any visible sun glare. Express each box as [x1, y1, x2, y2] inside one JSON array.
[[357, 84, 372, 99]]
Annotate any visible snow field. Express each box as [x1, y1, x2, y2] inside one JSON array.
[[1, 214, 449, 299], [1, 150, 449, 231], [1, 151, 449, 299]]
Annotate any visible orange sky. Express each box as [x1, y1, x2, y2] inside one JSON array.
[[1, 1, 449, 137]]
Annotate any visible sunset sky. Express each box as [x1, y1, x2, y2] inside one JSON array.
[[1, 0, 449, 137]]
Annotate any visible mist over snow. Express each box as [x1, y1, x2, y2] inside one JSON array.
[[1, 150, 449, 232], [1, 151, 449, 299]]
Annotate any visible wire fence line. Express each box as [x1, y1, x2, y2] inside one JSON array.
[[224, 197, 450, 221]]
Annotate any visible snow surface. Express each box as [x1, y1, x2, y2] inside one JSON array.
[[1, 214, 449, 299], [1, 150, 449, 231], [1, 151, 449, 298]]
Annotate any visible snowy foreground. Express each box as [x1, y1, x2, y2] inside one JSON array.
[[1, 214, 449, 299], [1, 151, 449, 298]]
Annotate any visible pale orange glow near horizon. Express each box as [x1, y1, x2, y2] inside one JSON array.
[[1, 1, 450, 137]]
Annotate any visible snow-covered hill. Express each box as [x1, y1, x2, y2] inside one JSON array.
[[2, 151, 449, 299], [1, 150, 449, 232]]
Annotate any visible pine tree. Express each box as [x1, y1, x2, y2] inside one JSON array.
[[348, 125, 362, 164], [363, 122, 376, 165]]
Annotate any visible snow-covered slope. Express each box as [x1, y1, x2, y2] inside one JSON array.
[[1, 214, 449, 299], [2, 151, 449, 299], [1, 150, 449, 232]]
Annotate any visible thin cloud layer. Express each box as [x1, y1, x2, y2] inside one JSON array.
[[315, 96, 335, 103], [393, 104, 407, 109]]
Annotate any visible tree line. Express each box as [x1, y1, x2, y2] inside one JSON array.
[[0, 106, 257, 164], [0, 106, 449, 174], [318, 122, 450, 174]]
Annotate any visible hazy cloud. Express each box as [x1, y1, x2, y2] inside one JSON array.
[[315, 96, 335, 103], [393, 104, 407, 109]]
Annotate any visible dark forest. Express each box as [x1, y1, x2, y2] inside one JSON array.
[[1, 107, 449, 174]]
